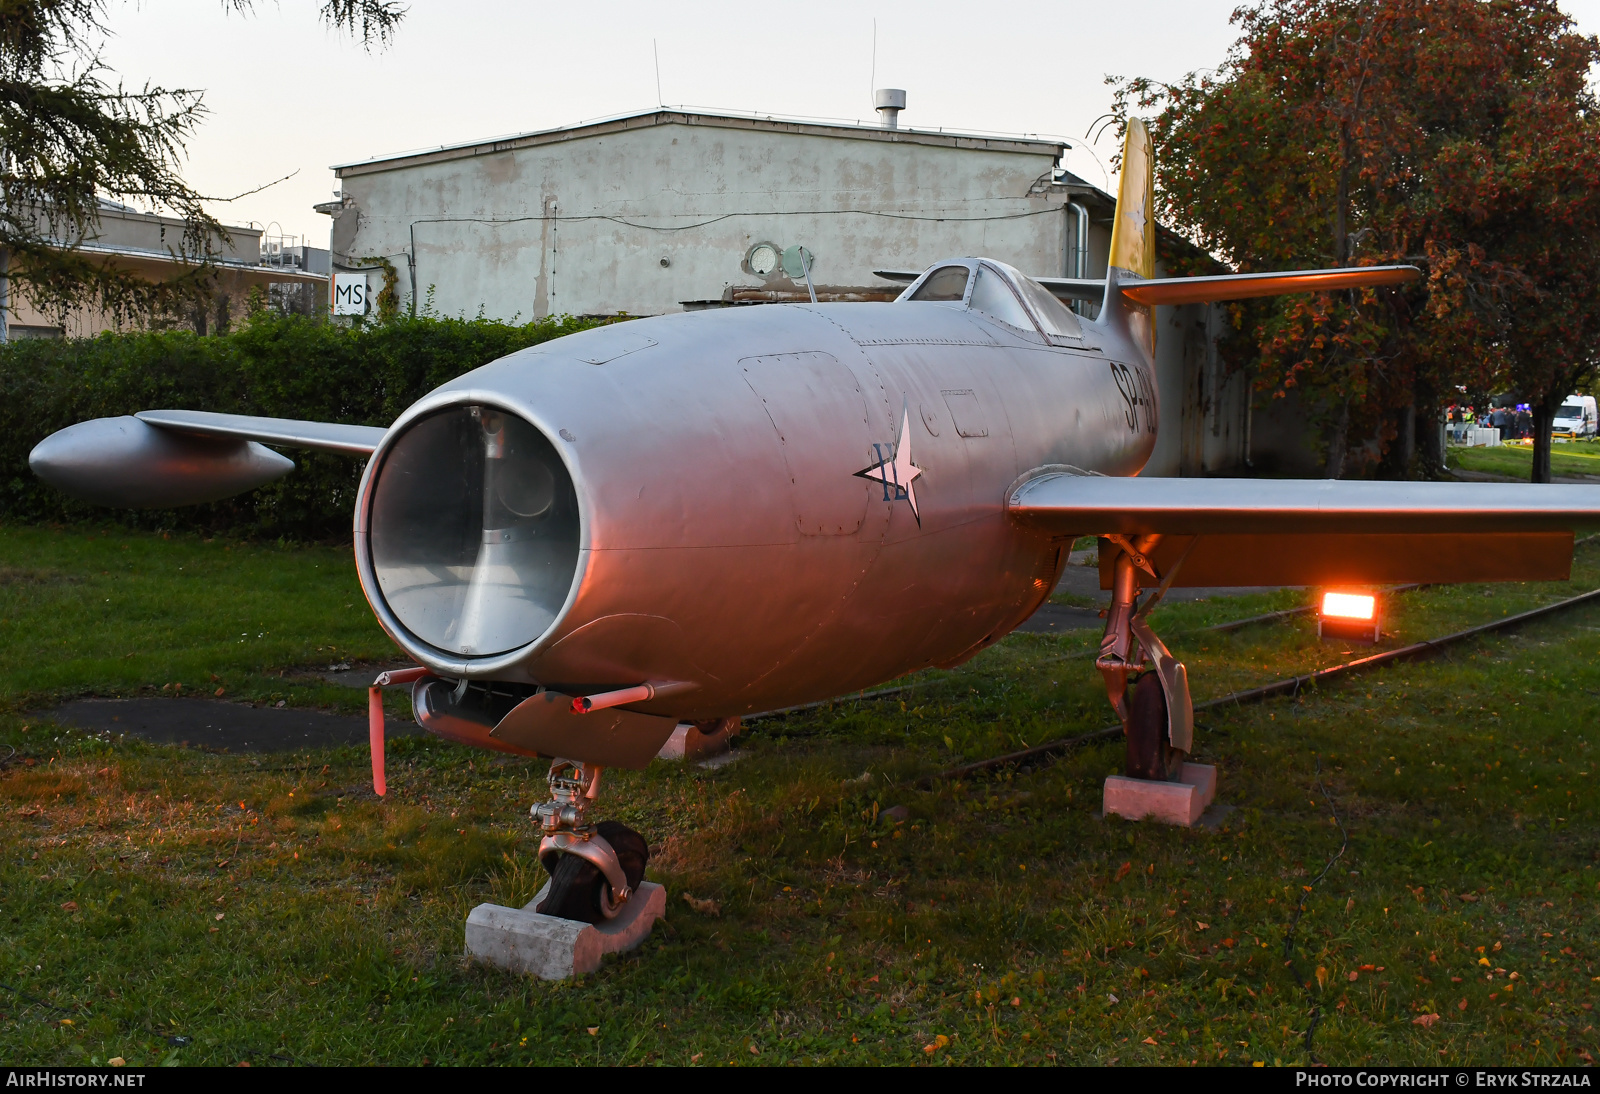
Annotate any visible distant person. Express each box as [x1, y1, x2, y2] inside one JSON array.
[[1516, 408, 1532, 438], [1492, 407, 1510, 432]]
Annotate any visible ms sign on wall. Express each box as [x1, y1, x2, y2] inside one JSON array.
[[332, 273, 369, 316]]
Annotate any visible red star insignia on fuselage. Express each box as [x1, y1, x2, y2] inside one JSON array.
[[854, 405, 922, 524]]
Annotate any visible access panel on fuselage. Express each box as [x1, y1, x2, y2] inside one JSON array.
[[740, 351, 873, 537]]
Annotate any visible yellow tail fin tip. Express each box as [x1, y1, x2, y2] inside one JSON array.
[[1108, 118, 1155, 281]]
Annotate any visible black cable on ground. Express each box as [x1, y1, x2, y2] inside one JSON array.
[[919, 585, 1600, 785], [1280, 755, 1348, 1065], [0, 981, 78, 1017], [0, 744, 15, 770]]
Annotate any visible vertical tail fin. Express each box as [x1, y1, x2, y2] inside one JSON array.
[[1103, 117, 1157, 359], [1108, 117, 1155, 280]]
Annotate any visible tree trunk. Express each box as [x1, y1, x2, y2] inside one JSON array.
[[1531, 394, 1559, 484], [1394, 402, 1415, 476], [1414, 378, 1444, 479], [1325, 399, 1351, 478]]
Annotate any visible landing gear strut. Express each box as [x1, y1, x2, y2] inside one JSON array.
[[1096, 535, 1195, 781], [532, 759, 649, 924]]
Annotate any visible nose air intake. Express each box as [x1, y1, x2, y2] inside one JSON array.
[[366, 404, 580, 658]]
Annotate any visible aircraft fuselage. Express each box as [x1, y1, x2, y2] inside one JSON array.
[[354, 295, 1157, 720]]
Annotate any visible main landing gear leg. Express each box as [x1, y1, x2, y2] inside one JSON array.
[[1096, 537, 1195, 783]]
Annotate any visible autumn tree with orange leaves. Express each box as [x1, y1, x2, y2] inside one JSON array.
[[1115, 0, 1600, 482]]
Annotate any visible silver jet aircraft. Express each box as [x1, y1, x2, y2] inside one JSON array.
[[30, 120, 1600, 923]]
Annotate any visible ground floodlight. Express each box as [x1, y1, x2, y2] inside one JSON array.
[[1318, 590, 1380, 644]]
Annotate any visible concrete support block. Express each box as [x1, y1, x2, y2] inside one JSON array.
[[1103, 763, 1217, 827], [465, 881, 666, 979], [656, 720, 738, 762]]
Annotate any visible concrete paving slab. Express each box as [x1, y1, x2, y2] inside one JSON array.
[[43, 697, 420, 753]]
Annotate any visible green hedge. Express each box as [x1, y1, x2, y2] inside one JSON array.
[[0, 313, 602, 539]]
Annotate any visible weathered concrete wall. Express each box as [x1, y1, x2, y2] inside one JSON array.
[[1144, 297, 1247, 478], [333, 114, 1088, 320], [328, 110, 1268, 478]]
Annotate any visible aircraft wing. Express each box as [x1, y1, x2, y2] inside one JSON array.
[[136, 410, 387, 454], [1114, 265, 1420, 306], [1033, 277, 1117, 301], [1009, 473, 1600, 587], [882, 265, 1420, 304]]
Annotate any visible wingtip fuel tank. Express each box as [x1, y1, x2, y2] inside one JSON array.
[[28, 415, 295, 509]]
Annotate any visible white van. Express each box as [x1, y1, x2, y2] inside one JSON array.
[[1552, 394, 1598, 438]]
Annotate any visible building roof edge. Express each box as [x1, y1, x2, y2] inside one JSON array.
[[332, 107, 1067, 177]]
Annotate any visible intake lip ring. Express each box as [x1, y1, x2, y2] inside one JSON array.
[[354, 388, 589, 679]]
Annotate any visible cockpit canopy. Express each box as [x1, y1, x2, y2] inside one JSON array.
[[898, 259, 1085, 345]]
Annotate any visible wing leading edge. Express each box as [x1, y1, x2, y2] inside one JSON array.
[[136, 410, 387, 455], [1009, 473, 1600, 588]]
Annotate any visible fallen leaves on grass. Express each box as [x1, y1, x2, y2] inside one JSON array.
[[59, 901, 77, 913], [1114, 862, 1132, 882], [1413, 1014, 1441, 1028]]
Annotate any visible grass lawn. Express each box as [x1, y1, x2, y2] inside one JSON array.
[[1, 524, 1597, 1066], [1449, 438, 1600, 480]]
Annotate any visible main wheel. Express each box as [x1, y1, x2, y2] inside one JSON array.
[[536, 821, 650, 924], [1125, 672, 1186, 781]]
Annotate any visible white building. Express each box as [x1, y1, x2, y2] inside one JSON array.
[[6, 200, 328, 339], [321, 105, 1253, 476]]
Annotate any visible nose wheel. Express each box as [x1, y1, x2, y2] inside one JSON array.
[[538, 820, 649, 922], [532, 759, 651, 924]]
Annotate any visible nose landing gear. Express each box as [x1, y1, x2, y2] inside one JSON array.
[[532, 760, 649, 924]]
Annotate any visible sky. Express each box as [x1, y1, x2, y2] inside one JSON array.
[[94, 0, 1600, 249]]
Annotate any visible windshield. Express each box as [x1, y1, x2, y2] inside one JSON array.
[[909, 266, 971, 302], [1558, 404, 1585, 417], [969, 265, 1037, 332], [1012, 273, 1084, 340]]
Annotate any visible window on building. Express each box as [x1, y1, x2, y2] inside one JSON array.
[[909, 265, 971, 302], [970, 265, 1037, 333]]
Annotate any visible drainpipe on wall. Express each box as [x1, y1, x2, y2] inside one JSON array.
[[1244, 396, 1254, 469], [1066, 201, 1090, 316], [407, 223, 419, 318], [0, 246, 9, 343]]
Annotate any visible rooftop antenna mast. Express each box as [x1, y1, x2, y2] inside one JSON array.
[[870, 19, 876, 103], [654, 39, 663, 107]]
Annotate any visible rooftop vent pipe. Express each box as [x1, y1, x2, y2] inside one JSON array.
[[874, 88, 906, 129]]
